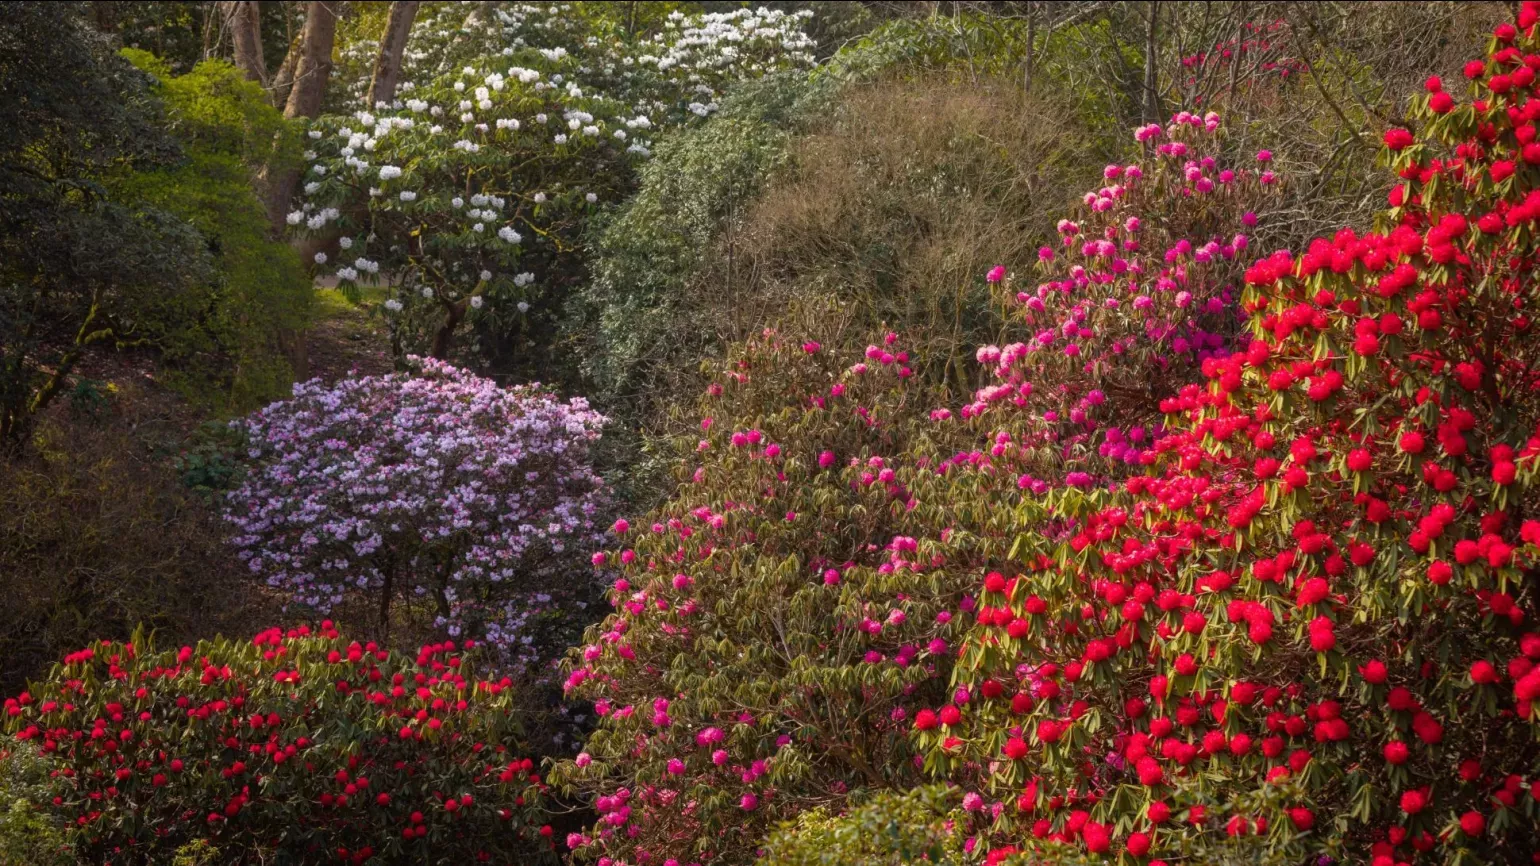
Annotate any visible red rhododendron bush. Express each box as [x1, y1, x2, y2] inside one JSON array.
[[917, 8, 1540, 866], [1, 624, 558, 864]]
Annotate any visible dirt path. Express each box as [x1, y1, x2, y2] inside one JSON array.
[[306, 286, 395, 383]]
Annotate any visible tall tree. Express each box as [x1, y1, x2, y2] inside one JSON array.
[[258, 0, 341, 378], [221, 0, 267, 85], [260, 0, 339, 231], [1141, 0, 1160, 122], [280, 1, 339, 120], [366, 1, 420, 108]]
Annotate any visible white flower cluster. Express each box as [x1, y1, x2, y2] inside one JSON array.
[[300, 3, 817, 340]]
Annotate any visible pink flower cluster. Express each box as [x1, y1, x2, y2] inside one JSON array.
[[957, 111, 1277, 485]]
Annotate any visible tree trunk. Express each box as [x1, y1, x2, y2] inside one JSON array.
[[221, 1, 267, 86], [270, 31, 302, 108], [378, 559, 395, 644], [429, 300, 468, 360], [282, 1, 340, 120], [366, 1, 421, 108], [261, 1, 339, 232], [259, 1, 340, 382], [90, 1, 120, 33], [1142, 1, 1160, 123]]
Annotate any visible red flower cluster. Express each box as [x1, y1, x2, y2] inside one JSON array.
[[916, 6, 1540, 862], [3, 624, 558, 864]]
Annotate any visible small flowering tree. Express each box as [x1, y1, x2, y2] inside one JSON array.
[[550, 328, 968, 865], [968, 111, 1278, 483], [225, 358, 607, 672], [297, 4, 817, 367], [912, 8, 1540, 864], [1, 624, 557, 864]]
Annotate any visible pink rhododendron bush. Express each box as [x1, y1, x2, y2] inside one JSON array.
[[974, 110, 1277, 484], [550, 328, 969, 864], [914, 9, 1540, 865], [225, 358, 608, 678], [551, 94, 1284, 866], [1, 624, 557, 864]]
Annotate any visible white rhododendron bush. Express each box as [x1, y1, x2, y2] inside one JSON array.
[[298, 4, 817, 364]]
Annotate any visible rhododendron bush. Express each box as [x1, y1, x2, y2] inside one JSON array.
[[551, 100, 1294, 866], [973, 111, 1277, 483], [911, 8, 1540, 865], [1, 625, 557, 864], [550, 328, 971, 865], [226, 358, 607, 675], [298, 4, 816, 368]]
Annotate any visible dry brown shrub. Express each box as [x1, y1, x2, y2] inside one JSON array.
[[677, 75, 1097, 401], [0, 391, 273, 694]]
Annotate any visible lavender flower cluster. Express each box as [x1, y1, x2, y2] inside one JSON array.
[[225, 358, 609, 663]]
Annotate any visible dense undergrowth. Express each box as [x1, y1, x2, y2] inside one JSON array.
[[6, 2, 1539, 865]]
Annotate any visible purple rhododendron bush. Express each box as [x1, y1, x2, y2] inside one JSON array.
[[1, 624, 557, 864], [225, 357, 609, 681]]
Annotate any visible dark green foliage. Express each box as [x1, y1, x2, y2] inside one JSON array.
[[173, 420, 249, 494], [0, 13, 310, 451], [0, 3, 213, 449], [573, 70, 836, 423]]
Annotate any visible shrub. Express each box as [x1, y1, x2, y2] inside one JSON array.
[[113, 51, 312, 413], [296, 4, 817, 377], [552, 327, 968, 865], [576, 72, 1102, 501], [913, 7, 1540, 863], [970, 110, 1277, 482], [574, 70, 836, 445], [0, 742, 70, 866], [756, 786, 965, 866], [225, 358, 608, 674], [1, 624, 557, 865], [0, 408, 267, 697], [693, 77, 1092, 396]]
